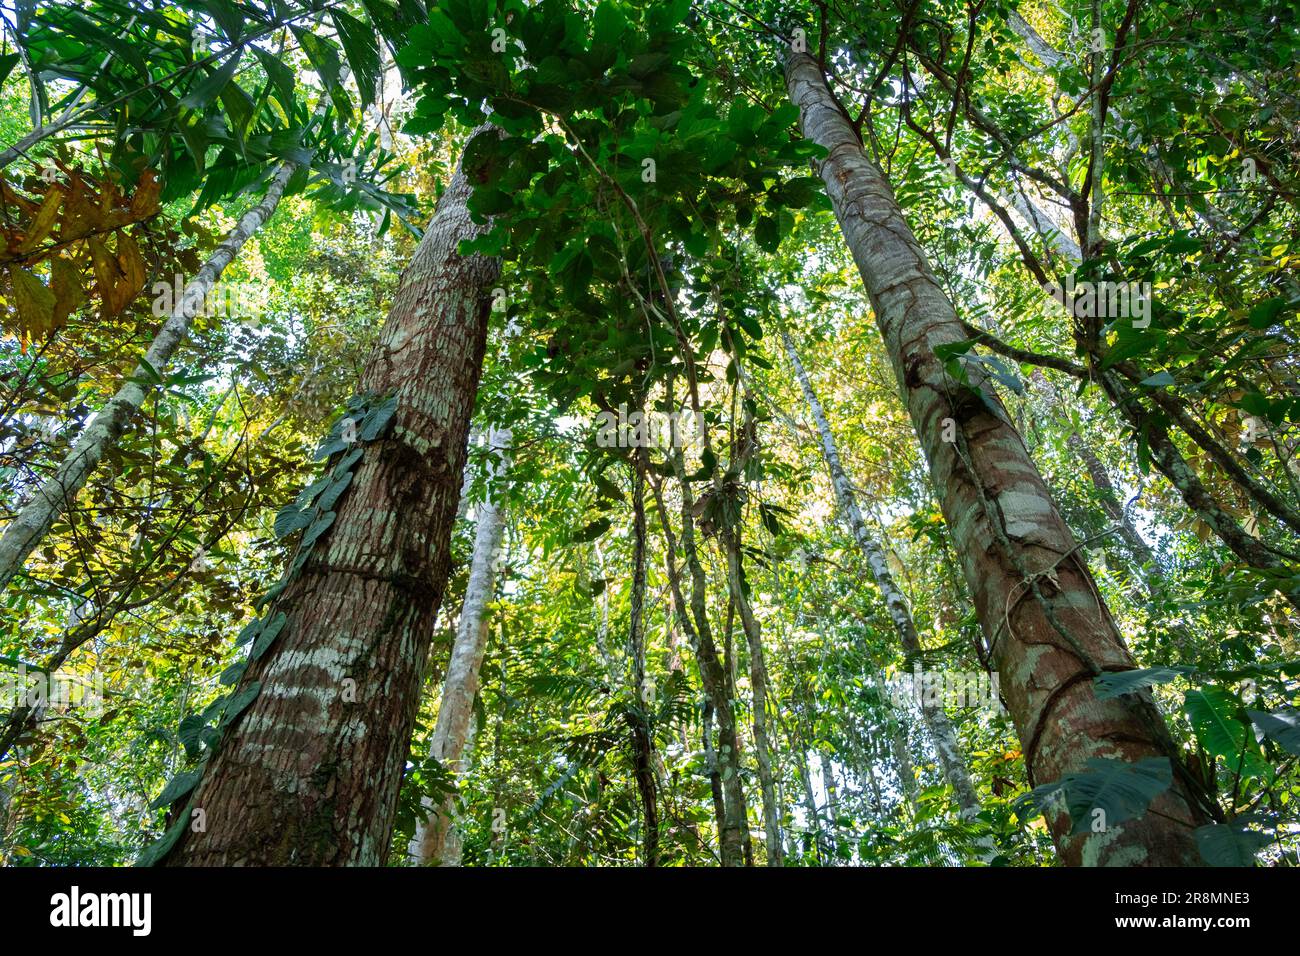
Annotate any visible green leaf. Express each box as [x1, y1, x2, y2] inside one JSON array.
[[136, 810, 191, 867], [332, 9, 382, 108], [1195, 823, 1269, 866], [250, 613, 287, 662], [292, 28, 351, 121], [1139, 371, 1175, 388], [1094, 666, 1196, 700], [253, 46, 296, 112], [179, 50, 243, 110], [1247, 708, 1300, 756], [1014, 757, 1172, 835], [359, 395, 399, 440], [316, 473, 354, 513], [219, 681, 261, 725], [274, 503, 311, 539], [301, 510, 337, 550], [1185, 688, 1269, 778], [149, 769, 202, 811], [1247, 296, 1287, 330], [177, 714, 206, 759], [572, 517, 611, 543], [218, 659, 247, 687], [0, 53, 20, 88]]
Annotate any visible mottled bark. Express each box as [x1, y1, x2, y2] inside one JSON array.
[[0, 163, 296, 593], [410, 425, 510, 866], [783, 330, 982, 817], [164, 132, 499, 865], [788, 52, 1208, 865]]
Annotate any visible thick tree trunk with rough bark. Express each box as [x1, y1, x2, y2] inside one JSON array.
[[0, 163, 296, 593], [787, 51, 1208, 865], [163, 134, 499, 865], [783, 330, 982, 817], [410, 425, 510, 866]]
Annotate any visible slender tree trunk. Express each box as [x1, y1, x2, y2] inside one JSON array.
[[723, 531, 783, 865], [650, 469, 751, 865], [820, 752, 842, 820], [628, 445, 659, 866], [783, 330, 983, 817], [887, 717, 917, 801], [0, 162, 297, 593], [1068, 430, 1158, 568], [163, 132, 499, 865], [787, 51, 1208, 865], [651, 478, 730, 859], [1025, 369, 1160, 575], [410, 425, 510, 865]]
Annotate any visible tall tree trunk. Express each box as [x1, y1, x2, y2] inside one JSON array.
[[0, 162, 297, 593], [650, 470, 751, 865], [628, 444, 659, 866], [722, 530, 783, 865], [783, 330, 982, 817], [162, 131, 499, 865], [787, 51, 1208, 866], [410, 425, 511, 866]]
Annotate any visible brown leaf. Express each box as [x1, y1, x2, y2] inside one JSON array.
[[50, 257, 87, 328], [115, 231, 147, 304], [129, 169, 162, 219], [87, 236, 126, 316]]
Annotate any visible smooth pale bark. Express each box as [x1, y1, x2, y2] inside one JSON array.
[[0, 162, 297, 593], [163, 133, 499, 865], [722, 532, 783, 864], [1005, 10, 1241, 241], [787, 51, 1207, 865], [783, 330, 982, 817], [1005, 187, 1081, 264], [409, 425, 510, 866]]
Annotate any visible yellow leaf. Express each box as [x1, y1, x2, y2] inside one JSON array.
[[15, 185, 64, 256], [8, 265, 56, 339]]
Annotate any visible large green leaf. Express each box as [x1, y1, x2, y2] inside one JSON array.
[[1194, 823, 1269, 867], [1185, 688, 1269, 778], [1014, 757, 1172, 835]]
